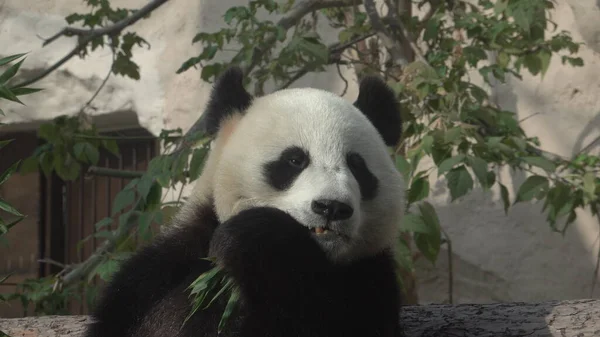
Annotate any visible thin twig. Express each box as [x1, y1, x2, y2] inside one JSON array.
[[418, 0, 441, 28], [176, 0, 362, 155], [240, 0, 361, 76], [576, 135, 600, 157], [81, 50, 115, 112], [590, 214, 600, 297], [12, 0, 169, 88], [336, 63, 349, 96], [519, 112, 541, 123], [38, 258, 67, 269], [441, 228, 453, 304], [363, 0, 408, 66], [277, 32, 376, 91], [87, 166, 144, 179]]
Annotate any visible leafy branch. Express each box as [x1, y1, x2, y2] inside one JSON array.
[[11, 0, 169, 88], [0, 53, 43, 245]]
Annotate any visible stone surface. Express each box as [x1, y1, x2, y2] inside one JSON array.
[[1, 299, 600, 336], [0, 0, 599, 306]]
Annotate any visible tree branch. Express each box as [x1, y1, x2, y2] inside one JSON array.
[[240, 0, 361, 77], [276, 32, 376, 91], [86, 166, 144, 179], [363, 0, 409, 66], [176, 0, 362, 154], [12, 0, 170, 88]]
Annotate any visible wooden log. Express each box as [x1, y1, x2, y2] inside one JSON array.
[[0, 299, 598, 337]]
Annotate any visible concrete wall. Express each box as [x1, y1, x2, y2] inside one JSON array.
[[0, 0, 599, 305]]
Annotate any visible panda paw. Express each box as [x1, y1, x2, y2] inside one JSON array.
[[208, 207, 327, 273]]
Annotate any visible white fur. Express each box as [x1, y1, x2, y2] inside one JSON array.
[[177, 87, 405, 263]]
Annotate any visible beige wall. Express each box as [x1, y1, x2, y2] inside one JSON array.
[[0, 0, 599, 304]]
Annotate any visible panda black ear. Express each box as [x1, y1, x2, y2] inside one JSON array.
[[203, 66, 253, 136], [353, 76, 402, 146]]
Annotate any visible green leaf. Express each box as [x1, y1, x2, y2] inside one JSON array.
[[144, 183, 163, 211], [19, 156, 39, 174], [437, 154, 466, 176], [515, 175, 549, 203], [102, 139, 119, 156], [420, 135, 434, 153], [94, 217, 113, 231], [583, 172, 596, 201], [467, 156, 489, 189], [538, 50, 552, 77], [38, 123, 57, 142], [419, 202, 441, 236], [136, 176, 154, 200], [395, 237, 414, 273], [497, 51, 510, 68], [112, 189, 135, 216], [298, 36, 329, 63], [407, 177, 430, 204], [0, 53, 26, 67], [95, 258, 121, 282], [0, 273, 12, 284], [0, 160, 20, 186], [414, 202, 442, 264], [218, 287, 240, 333], [0, 198, 23, 217], [138, 211, 154, 238], [0, 59, 25, 84], [522, 156, 556, 172], [1, 215, 25, 236], [54, 152, 81, 181], [400, 213, 431, 234], [0, 85, 23, 104], [0, 139, 12, 150], [74, 142, 100, 165], [189, 148, 209, 181], [395, 155, 411, 182], [10, 86, 43, 96], [446, 165, 474, 201]]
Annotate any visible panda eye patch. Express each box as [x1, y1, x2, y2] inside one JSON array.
[[285, 148, 309, 169], [346, 152, 379, 200], [263, 146, 310, 191]]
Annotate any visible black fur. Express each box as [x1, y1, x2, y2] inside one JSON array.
[[347, 152, 379, 200], [86, 206, 402, 337], [85, 69, 405, 337], [263, 146, 310, 191], [353, 76, 403, 146], [204, 67, 253, 136], [85, 202, 220, 337]]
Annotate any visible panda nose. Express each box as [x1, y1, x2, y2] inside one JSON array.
[[311, 199, 354, 221]]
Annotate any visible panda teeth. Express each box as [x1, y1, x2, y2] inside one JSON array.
[[313, 227, 329, 235]]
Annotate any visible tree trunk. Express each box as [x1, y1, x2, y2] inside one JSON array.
[[1, 299, 598, 336]]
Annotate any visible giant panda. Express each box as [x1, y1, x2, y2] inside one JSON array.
[[85, 66, 406, 337]]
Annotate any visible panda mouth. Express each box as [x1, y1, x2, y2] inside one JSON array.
[[309, 225, 341, 236], [310, 226, 332, 235]]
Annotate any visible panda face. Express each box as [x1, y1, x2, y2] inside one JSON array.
[[212, 87, 405, 263]]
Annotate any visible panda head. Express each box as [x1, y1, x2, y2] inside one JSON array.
[[192, 67, 405, 263]]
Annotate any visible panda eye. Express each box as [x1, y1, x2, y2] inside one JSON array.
[[287, 153, 308, 168], [282, 147, 309, 169]]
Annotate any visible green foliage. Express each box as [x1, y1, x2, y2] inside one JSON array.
[[1, 0, 599, 328], [19, 115, 120, 181], [172, 0, 597, 321], [177, 0, 327, 93], [0, 53, 42, 116], [65, 0, 150, 80], [186, 260, 240, 333], [0, 53, 41, 244]]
